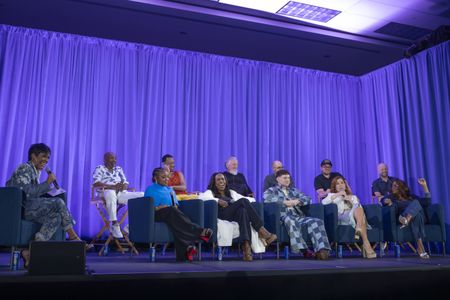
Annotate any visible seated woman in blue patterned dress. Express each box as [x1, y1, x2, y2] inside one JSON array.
[[6, 143, 85, 268]]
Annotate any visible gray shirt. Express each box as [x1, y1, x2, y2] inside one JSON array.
[[263, 173, 295, 193]]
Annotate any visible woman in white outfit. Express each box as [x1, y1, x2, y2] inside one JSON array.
[[322, 176, 376, 259], [198, 172, 276, 261]]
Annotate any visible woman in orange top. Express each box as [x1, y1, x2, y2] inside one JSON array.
[[162, 154, 187, 195]]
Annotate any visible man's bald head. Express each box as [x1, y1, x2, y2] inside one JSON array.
[[104, 152, 117, 169], [272, 160, 283, 174], [377, 163, 388, 178]]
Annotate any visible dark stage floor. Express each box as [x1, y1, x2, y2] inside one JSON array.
[[1, 246, 449, 299]]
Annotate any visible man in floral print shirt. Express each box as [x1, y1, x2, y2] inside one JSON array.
[[92, 152, 143, 238]]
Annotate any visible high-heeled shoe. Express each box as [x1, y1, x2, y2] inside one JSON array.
[[399, 215, 409, 229], [20, 249, 30, 269], [199, 228, 213, 243], [362, 247, 377, 259], [242, 241, 253, 262], [258, 227, 277, 247], [419, 252, 430, 259]]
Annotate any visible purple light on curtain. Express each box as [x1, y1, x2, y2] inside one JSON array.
[[0, 25, 448, 248]]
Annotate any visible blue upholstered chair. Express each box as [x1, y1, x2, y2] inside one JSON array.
[[264, 202, 325, 258], [0, 187, 65, 266], [324, 203, 384, 257], [382, 204, 446, 256], [128, 197, 205, 260], [204, 200, 218, 255]]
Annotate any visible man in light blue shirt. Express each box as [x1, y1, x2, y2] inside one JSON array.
[[144, 167, 212, 262]]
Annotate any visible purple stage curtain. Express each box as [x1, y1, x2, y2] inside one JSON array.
[[360, 41, 450, 250], [0, 25, 448, 244]]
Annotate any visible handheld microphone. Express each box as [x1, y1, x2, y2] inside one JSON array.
[[45, 167, 60, 190], [170, 191, 175, 207]]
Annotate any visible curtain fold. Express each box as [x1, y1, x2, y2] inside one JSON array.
[[0, 25, 448, 243], [360, 41, 450, 249]]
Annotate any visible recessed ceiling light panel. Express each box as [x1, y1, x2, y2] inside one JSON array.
[[277, 1, 342, 23]]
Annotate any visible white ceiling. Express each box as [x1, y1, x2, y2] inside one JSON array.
[[1, 0, 449, 75], [204, 0, 449, 41]]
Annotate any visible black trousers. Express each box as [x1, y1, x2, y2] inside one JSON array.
[[218, 198, 263, 243], [155, 206, 203, 261]]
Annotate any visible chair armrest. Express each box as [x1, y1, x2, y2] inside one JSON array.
[[251, 202, 264, 221], [427, 204, 446, 240], [263, 202, 282, 237], [382, 205, 396, 242], [362, 204, 382, 228], [178, 200, 204, 227], [0, 187, 24, 246], [128, 197, 154, 243], [301, 203, 324, 220], [323, 203, 338, 242], [427, 204, 444, 225], [203, 200, 218, 242]]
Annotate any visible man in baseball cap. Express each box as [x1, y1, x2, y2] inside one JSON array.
[[314, 159, 342, 201]]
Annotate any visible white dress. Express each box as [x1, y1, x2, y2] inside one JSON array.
[[197, 190, 266, 253], [322, 193, 361, 228]]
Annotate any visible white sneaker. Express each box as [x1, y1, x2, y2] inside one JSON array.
[[110, 223, 123, 239]]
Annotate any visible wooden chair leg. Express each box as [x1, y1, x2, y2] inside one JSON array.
[[345, 244, 353, 252], [114, 238, 125, 254], [90, 204, 110, 247], [123, 234, 139, 255], [100, 235, 113, 256], [372, 242, 379, 250], [406, 242, 417, 253]]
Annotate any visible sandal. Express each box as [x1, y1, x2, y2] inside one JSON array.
[[20, 249, 30, 269], [399, 215, 409, 229], [70, 237, 94, 250], [419, 252, 430, 259], [362, 247, 377, 259]]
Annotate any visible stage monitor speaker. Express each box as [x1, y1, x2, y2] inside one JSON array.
[[28, 240, 86, 276]]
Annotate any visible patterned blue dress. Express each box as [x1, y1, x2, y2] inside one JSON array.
[[264, 185, 330, 253], [6, 162, 74, 241]]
